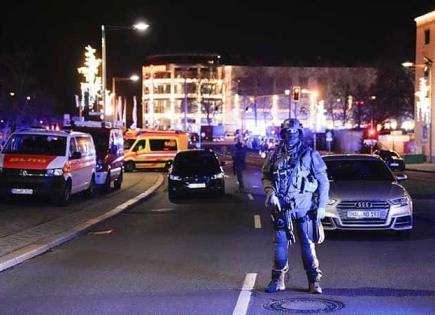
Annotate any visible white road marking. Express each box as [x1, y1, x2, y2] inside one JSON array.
[[247, 193, 254, 200], [224, 175, 230, 178], [232, 273, 257, 315], [151, 208, 175, 212], [88, 229, 113, 235], [251, 185, 259, 188], [254, 215, 262, 229]]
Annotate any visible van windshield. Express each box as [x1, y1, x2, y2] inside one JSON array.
[[124, 139, 136, 150], [3, 134, 67, 156]]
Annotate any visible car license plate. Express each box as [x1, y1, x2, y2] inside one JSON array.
[[347, 210, 380, 219], [11, 188, 33, 195], [187, 183, 206, 189], [390, 163, 399, 167]]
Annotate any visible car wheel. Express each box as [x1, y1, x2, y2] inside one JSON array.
[[54, 180, 71, 206], [114, 169, 123, 190], [85, 175, 96, 199], [125, 161, 135, 172], [104, 171, 112, 192]]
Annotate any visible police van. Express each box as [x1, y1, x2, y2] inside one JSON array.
[[0, 128, 96, 205]]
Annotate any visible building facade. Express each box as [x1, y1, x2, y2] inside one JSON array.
[[142, 54, 224, 132], [142, 54, 377, 135], [414, 10, 435, 162]]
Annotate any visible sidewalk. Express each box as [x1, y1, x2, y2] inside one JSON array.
[[406, 163, 435, 173], [0, 173, 164, 272]]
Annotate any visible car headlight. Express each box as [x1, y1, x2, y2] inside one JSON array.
[[169, 174, 182, 181], [46, 168, 64, 177], [389, 196, 410, 206], [211, 173, 224, 179], [327, 198, 337, 206]]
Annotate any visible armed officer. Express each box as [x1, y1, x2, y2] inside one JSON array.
[[262, 118, 329, 294]]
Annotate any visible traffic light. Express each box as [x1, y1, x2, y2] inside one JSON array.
[[292, 86, 301, 102]]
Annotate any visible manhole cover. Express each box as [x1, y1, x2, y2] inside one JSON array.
[[263, 297, 345, 313]]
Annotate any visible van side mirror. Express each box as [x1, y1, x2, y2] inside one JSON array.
[[396, 174, 408, 181], [71, 151, 82, 160]]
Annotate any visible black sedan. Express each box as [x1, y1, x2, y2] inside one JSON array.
[[374, 149, 406, 171], [167, 149, 225, 201]]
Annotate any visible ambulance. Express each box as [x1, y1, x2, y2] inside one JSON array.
[[0, 128, 96, 205], [123, 130, 188, 170]]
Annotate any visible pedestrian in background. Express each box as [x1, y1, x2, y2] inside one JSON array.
[[232, 136, 247, 192]]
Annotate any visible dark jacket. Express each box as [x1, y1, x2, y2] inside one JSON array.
[[232, 142, 247, 170]]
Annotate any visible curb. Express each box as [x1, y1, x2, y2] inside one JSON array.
[[406, 168, 435, 174], [0, 174, 164, 273]]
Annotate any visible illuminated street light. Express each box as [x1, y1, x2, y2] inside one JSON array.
[[133, 22, 150, 31], [101, 21, 150, 121], [284, 89, 290, 95], [9, 92, 15, 96], [26, 96, 31, 100], [129, 74, 140, 81], [401, 61, 414, 68], [111, 75, 141, 122]]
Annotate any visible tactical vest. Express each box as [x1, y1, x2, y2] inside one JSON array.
[[271, 145, 318, 200]]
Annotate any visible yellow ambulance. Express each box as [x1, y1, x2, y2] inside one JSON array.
[[123, 130, 188, 170]]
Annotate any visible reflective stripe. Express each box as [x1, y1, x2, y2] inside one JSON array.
[[3, 154, 57, 169]]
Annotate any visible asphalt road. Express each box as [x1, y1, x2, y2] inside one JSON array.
[[0, 167, 434, 315], [0, 172, 159, 238]]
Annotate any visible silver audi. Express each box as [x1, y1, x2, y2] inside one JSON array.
[[322, 154, 413, 233]]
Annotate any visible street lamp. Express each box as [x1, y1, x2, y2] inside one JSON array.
[[112, 74, 141, 100], [111, 74, 140, 122], [101, 21, 149, 120], [402, 56, 433, 162], [284, 89, 291, 118]]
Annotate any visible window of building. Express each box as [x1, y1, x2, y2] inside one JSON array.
[[186, 83, 197, 94], [175, 100, 183, 113], [153, 84, 171, 94], [175, 84, 183, 94], [174, 68, 197, 79], [153, 71, 171, 79], [154, 100, 170, 113], [200, 83, 216, 95], [424, 29, 430, 45]]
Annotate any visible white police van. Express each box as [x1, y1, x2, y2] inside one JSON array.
[[0, 128, 96, 205]]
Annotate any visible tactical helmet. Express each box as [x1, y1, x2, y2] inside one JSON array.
[[280, 118, 303, 139]]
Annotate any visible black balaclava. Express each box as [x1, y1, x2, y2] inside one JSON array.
[[284, 129, 302, 156]]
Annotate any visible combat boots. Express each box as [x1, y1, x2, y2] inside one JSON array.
[[308, 281, 322, 294], [265, 269, 287, 293]]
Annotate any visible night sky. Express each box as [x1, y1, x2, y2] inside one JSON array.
[[1, 0, 434, 113]]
